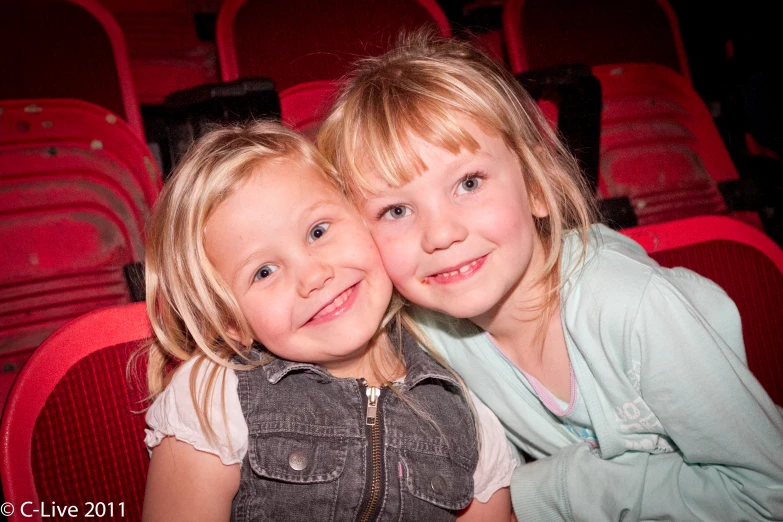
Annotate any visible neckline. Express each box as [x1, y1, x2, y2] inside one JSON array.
[[484, 332, 577, 417]]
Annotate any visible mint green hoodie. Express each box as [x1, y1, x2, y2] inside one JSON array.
[[415, 224, 783, 521]]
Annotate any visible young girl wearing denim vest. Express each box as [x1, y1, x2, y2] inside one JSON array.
[[318, 33, 783, 521], [141, 122, 517, 522]]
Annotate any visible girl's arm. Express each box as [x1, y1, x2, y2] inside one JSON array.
[[460, 392, 517, 521], [458, 487, 512, 522], [143, 359, 246, 522], [143, 437, 240, 522]]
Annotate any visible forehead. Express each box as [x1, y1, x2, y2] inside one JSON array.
[[244, 157, 344, 204], [207, 160, 346, 238]]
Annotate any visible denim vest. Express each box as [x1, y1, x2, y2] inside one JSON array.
[[231, 330, 479, 522]]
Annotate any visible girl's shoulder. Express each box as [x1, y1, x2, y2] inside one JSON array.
[[563, 224, 657, 297], [563, 224, 733, 316], [144, 355, 249, 465], [561, 224, 744, 362]]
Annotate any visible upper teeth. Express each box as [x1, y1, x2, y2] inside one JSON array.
[[315, 287, 352, 317], [437, 260, 479, 278]]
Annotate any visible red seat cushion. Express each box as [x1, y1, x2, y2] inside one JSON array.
[[31, 341, 150, 520]]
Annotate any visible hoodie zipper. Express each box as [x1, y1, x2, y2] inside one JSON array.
[[357, 380, 385, 522]]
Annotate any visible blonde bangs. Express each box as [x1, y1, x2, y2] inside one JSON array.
[[339, 85, 480, 199]]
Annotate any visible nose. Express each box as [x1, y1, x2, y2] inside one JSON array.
[[421, 208, 468, 254], [296, 256, 334, 298]]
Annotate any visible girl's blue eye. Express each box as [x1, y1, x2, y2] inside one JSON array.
[[457, 175, 482, 195], [308, 223, 330, 243], [254, 264, 278, 281], [381, 205, 410, 220]]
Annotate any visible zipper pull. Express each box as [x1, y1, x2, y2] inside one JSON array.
[[366, 386, 380, 426]]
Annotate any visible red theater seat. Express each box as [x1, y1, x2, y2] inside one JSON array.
[[0, 0, 143, 138], [0, 303, 152, 522], [0, 99, 161, 206], [593, 63, 762, 227], [96, 0, 218, 105], [217, 0, 451, 89], [624, 216, 783, 406], [502, 0, 757, 227], [0, 146, 147, 374], [503, 0, 689, 81]]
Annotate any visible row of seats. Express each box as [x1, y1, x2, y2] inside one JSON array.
[[2, 0, 763, 227], [0, 98, 161, 406], [2, 216, 782, 518], [0, 0, 451, 140]]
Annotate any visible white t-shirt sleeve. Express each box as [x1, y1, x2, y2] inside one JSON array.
[[470, 391, 519, 502], [144, 356, 249, 466]]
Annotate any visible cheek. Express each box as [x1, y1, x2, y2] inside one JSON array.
[[241, 294, 289, 347], [368, 228, 416, 281], [345, 231, 385, 267], [480, 194, 534, 237]]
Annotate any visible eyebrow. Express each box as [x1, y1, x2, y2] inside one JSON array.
[[302, 199, 337, 215]]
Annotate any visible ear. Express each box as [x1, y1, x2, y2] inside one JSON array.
[[530, 192, 550, 219], [226, 326, 252, 347]]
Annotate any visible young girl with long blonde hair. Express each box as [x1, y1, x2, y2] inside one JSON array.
[[141, 121, 517, 522], [318, 32, 783, 521]]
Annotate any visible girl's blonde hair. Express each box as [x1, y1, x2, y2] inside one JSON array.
[[318, 31, 596, 313], [145, 121, 362, 439]]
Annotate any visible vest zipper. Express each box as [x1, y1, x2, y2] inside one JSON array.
[[357, 380, 385, 522]]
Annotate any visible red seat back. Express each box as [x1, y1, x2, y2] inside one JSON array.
[[503, 0, 689, 80], [0, 99, 162, 206], [0, 147, 146, 357], [624, 216, 783, 406], [0, 303, 152, 522], [592, 63, 762, 228], [97, 0, 219, 105], [0, 0, 143, 138], [279, 81, 340, 139], [217, 0, 451, 89]]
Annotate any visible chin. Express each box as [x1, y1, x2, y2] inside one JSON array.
[[430, 299, 494, 321], [338, 322, 379, 347]]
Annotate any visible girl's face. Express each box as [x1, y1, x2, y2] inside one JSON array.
[[356, 116, 549, 322], [204, 158, 393, 377]]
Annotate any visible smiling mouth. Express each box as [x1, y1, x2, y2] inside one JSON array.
[[425, 255, 487, 284], [307, 283, 359, 325]]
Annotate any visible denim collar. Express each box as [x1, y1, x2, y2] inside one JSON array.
[[259, 328, 461, 390]]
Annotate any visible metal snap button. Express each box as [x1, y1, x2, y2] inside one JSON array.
[[289, 451, 308, 471], [430, 474, 447, 494]]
